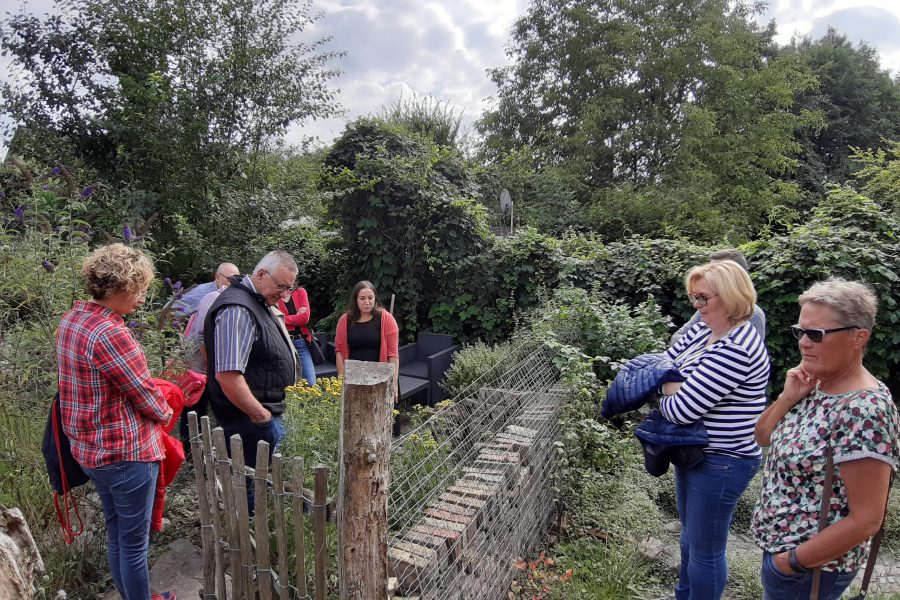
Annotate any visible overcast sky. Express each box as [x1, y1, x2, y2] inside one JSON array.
[[2, 0, 899, 158]]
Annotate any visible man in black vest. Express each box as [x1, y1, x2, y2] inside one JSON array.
[[204, 250, 299, 506]]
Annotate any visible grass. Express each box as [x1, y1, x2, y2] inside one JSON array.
[[512, 537, 658, 600]]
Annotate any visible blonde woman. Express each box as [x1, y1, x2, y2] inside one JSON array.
[[660, 260, 771, 599]]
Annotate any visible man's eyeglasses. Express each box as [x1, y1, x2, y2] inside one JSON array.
[[790, 325, 859, 343], [265, 271, 295, 294], [688, 293, 717, 307]]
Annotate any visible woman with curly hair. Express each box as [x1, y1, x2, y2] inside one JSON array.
[[56, 243, 174, 600]]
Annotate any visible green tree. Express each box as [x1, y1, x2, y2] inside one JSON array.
[[1, 0, 341, 275], [322, 118, 490, 337], [849, 139, 900, 214], [787, 29, 900, 196], [479, 0, 817, 242]]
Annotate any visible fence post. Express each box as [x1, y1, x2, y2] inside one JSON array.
[[187, 412, 216, 599], [338, 360, 394, 600]]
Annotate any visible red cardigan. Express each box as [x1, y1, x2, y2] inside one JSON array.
[[334, 310, 399, 362], [277, 287, 311, 342]]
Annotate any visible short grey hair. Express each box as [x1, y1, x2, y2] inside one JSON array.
[[709, 249, 749, 271], [798, 278, 878, 331], [253, 250, 298, 276]]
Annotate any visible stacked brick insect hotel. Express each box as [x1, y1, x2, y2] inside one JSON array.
[[386, 343, 566, 599]]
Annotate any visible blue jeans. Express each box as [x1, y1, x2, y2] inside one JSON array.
[[293, 338, 316, 387], [83, 461, 159, 600], [219, 415, 284, 510], [760, 551, 856, 600], [674, 453, 760, 600]]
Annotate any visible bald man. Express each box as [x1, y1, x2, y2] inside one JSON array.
[[179, 262, 240, 453], [171, 262, 241, 317]]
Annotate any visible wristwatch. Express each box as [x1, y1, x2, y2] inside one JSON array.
[[788, 547, 809, 573]]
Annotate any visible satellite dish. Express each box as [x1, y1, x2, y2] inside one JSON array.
[[499, 189, 512, 214]]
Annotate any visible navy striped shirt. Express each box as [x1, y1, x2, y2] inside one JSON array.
[[659, 320, 770, 458]]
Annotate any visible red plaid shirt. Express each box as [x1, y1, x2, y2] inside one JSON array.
[[56, 300, 172, 468]]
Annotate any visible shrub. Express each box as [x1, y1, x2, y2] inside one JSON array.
[[748, 186, 900, 391], [559, 234, 709, 328], [323, 118, 491, 341], [532, 286, 671, 383], [0, 161, 185, 596], [440, 340, 516, 399], [280, 378, 343, 479]]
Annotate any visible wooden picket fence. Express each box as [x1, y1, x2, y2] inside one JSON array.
[[186, 413, 335, 600]]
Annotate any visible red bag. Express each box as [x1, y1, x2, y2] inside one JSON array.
[[177, 369, 207, 408]]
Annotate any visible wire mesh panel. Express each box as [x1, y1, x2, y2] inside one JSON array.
[[387, 340, 565, 599]]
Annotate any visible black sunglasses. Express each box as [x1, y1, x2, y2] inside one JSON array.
[[790, 325, 859, 343]]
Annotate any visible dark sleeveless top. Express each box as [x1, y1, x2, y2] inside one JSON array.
[[347, 314, 381, 362]]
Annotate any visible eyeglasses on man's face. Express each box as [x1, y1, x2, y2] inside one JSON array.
[[265, 271, 295, 294], [790, 325, 859, 343], [688, 293, 717, 307]]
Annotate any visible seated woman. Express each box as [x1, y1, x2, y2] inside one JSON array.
[[56, 243, 174, 600], [334, 280, 399, 402], [278, 284, 316, 386], [659, 259, 771, 599], [752, 279, 899, 600]]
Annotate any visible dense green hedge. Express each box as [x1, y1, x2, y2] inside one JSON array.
[[748, 186, 900, 392]]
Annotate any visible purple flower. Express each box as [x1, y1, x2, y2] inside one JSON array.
[[170, 319, 181, 329], [54, 225, 62, 234], [0, 191, 6, 199], [42, 259, 55, 273], [81, 187, 93, 198], [51, 166, 61, 176], [127, 321, 139, 328], [163, 277, 172, 287], [173, 280, 182, 291], [42, 185, 51, 191], [123, 225, 133, 243], [14, 206, 24, 221]]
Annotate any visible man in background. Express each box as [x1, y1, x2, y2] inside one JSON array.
[[179, 262, 240, 455]]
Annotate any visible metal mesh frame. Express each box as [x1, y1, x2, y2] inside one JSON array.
[[387, 339, 565, 599]]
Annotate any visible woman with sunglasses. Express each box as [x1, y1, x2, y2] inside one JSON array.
[[659, 260, 771, 600], [752, 278, 899, 600]]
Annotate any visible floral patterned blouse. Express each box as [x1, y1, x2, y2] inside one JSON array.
[[752, 382, 899, 572]]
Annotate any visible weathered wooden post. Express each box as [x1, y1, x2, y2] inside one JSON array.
[[338, 360, 394, 600]]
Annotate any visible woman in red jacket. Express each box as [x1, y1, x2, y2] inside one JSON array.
[[334, 281, 399, 401], [277, 286, 316, 386]]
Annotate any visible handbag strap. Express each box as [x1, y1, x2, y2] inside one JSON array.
[[810, 446, 835, 600], [855, 470, 895, 598], [810, 449, 894, 600], [52, 396, 84, 545]]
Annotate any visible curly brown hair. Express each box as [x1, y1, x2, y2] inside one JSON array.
[[82, 243, 155, 299]]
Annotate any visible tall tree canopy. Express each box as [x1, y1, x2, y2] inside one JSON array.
[[786, 28, 900, 196], [479, 0, 818, 242], [1, 0, 341, 273]]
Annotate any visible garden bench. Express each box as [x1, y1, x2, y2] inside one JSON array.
[[310, 332, 435, 403], [398, 332, 457, 406]]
